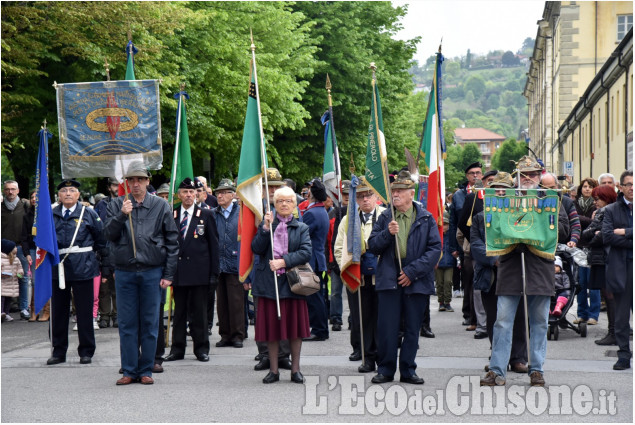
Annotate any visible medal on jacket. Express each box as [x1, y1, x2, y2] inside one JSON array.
[[537, 198, 543, 213], [486, 213, 492, 228], [485, 197, 491, 212], [549, 214, 555, 230], [196, 224, 205, 236], [504, 197, 509, 212]]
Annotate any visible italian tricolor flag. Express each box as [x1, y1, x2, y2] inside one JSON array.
[[237, 60, 265, 282]]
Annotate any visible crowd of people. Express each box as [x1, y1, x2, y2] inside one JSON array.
[[1, 157, 632, 387]]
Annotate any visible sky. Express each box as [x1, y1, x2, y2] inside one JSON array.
[[392, 0, 546, 63]]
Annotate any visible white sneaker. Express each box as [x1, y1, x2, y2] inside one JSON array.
[[93, 318, 99, 330], [453, 290, 462, 298], [4, 314, 14, 322], [73, 323, 78, 331]]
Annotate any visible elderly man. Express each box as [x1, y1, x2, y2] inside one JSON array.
[[598, 173, 617, 189], [1, 180, 31, 320], [213, 178, 245, 348], [194, 178, 211, 210], [156, 183, 170, 201], [603, 170, 633, 370], [481, 156, 555, 387], [368, 170, 442, 384], [196, 176, 218, 208], [104, 162, 179, 385], [449, 162, 483, 327], [334, 177, 385, 373], [48, 179, 108, 366], [164, 178, 219, 362]]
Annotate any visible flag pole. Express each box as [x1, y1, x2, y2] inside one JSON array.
[[326, 75, 343, 208], [251, 30, 281, 320], [169, 83, 185, 206], [106, 57, 136, 258], [370, 63, 402, 271]]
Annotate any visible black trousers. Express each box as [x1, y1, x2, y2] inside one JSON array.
[[614, 261, 633, 361], [481, 277, 527, 364], [461, 253, 476, 324], [347, 276, 378, 363], [216, 273, 245, 343], [170, 285, 209, 357], [51, 278, 95, 358]]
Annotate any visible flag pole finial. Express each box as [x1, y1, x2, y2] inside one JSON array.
[[180, 82, 185, 91], [369, 62, 377, 81], [438, 37, 443, 53], [104, 58, 111, 81], [325, 74, 332, 107], [41, 119, 47, 130]]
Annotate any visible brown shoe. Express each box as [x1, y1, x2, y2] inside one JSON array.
[[140, 376, 154, 385], [153, 363, 164, 373], [480, 370, 505, 386], [466, 325, 477, 331], [529, 371, 545, 386], [510, 362, 528, 373], [116, 376, 135, 386]]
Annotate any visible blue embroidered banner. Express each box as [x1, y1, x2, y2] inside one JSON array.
[[56, 80, 162, 178]]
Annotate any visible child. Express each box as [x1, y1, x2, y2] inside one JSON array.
[[1, 239, 20, 322], [435, 211, 455, 312], [551, 257, 571, 316]]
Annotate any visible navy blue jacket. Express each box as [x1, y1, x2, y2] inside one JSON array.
[[448, 185, 468, 253], [368, 203, 441, 295], [214, 201, 240, 275], [301, 202, 329, 272], [470, 212, 497, 292], [602, 193, 633, 294], [251, 217, 312, 300], [53, 203, 108, 281], [437, 231, 456, 268]]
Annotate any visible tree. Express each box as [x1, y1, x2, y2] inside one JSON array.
[[491, 138, 527, 173], [502, 51, 519, 67], [464, 49, 472, 69], [484, 93, 500, 110], [464, 74, 486, 99]]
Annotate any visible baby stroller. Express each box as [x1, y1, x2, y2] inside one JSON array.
[[547, 250, 587, 340]]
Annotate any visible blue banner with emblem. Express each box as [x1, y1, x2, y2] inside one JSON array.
[[55, 79, 162, 178]]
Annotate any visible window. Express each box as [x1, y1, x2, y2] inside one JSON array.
[[617, 15, 633, 42]]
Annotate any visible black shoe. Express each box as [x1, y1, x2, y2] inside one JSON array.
[[232, 340, 244, 348], [474, 332, 488, 340], [249, 318, 255, 325], [111, 317, 118, 328], [99, 319, 109, 328], [46, 357, 66, 365], [79, 356, 92, 364], [291, 371, 305, 383], [254, 358, 270, 371], [420, 327, 435, 338], [255, 353, 264, 361], [462, 319, 470, 326], [371, 373, 394, 384], [207, 326, 212, 336], [332, 323, 342, 331], [349, 351, 362, 361], [196, 354, 210, 362], [163, 353, 184, 362], [215, 339, 232, 347], [595, 334, 617, 346], [303, 334, 326, 342], [358, 361, 376, 373], [278, 357, 292, 370], [400, 374, 424, 385], [262, 371, 280, 384], [613, 359, 631, 370]]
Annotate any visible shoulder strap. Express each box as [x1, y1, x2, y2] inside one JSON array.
[[60, 205, 86, 265]]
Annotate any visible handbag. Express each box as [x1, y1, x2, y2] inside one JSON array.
[[286, 263, 321, 296]]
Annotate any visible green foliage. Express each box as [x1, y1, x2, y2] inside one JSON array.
[[465, 74, 486, 99], [491, 138, 527, 173]]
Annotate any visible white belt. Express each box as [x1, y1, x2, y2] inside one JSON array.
[[58, 246, 93, 255]]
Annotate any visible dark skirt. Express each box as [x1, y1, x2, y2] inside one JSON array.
[[588, 265, 606, 290], [255, 297, 310, 342]]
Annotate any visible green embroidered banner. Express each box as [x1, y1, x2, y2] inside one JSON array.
[[484, 189, 560, 260]]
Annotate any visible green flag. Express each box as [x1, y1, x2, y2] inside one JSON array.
[[365, 79, 389, 204], [169, 92, 194, 204], [484, 189, 560, 259], [125, 40, 137, 80]]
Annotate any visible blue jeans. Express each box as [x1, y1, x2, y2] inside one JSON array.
[[329, 271, 343, 322], [16, 246, 29, 311], [115, 267, 162, 378], [490, 295, 550, 378], [576, 266, 600, 320]]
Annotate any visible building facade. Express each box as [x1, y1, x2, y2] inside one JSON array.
[[524, 1, 633, 180], [454, 127, 506, 168]]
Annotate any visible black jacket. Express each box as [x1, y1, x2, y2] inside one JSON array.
[[173, 205, 220, 286], [602, 193, 633, 294], [104, 193, 179, 281], [581, 207, 607, 266]]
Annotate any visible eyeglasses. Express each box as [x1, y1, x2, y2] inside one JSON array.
[[466, 171, 482, 176], [275, 199, 294, 204], [356, 193, 374, 199], [621, 183, 633, 188], [59, 188, 78, 193]]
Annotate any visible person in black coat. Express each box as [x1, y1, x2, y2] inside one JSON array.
[[164, 178, 220, 363], [47, 179, 108, 366], [602, 170, 633, 371]]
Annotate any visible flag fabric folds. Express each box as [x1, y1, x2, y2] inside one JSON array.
[[339, 175, 363, 292], [33, 129, 60, 314], [125, 40, 138, 81], [168, 91, 194, 203], [237, 60, 266, 282], [321, 111, 341, 207], [364, 78, 389, 204], [420, 51, 446, 241]]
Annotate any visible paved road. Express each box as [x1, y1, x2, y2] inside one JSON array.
[[1, 294, 632, 422]]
